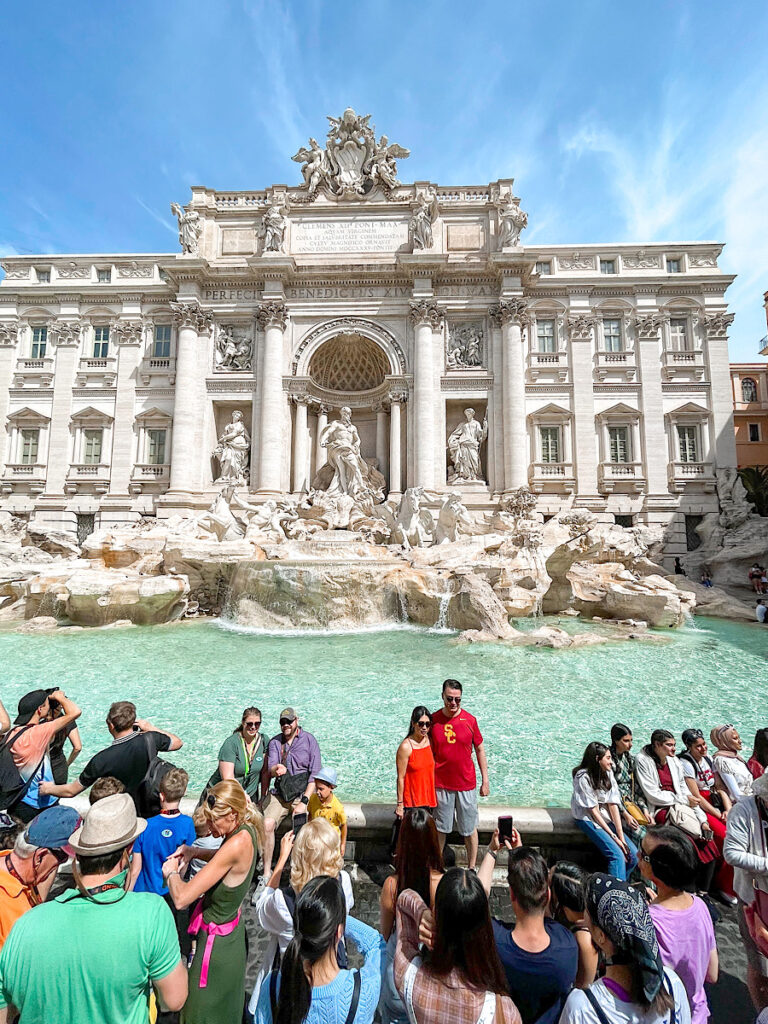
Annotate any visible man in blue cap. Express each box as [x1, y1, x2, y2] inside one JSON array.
[[0, 805, 79, 950]]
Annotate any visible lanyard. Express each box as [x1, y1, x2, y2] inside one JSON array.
[[240, 736, 258, 778], [1, 856, 41, 907]]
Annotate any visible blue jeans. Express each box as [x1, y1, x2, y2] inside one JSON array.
[[576, 817, 638, 880]]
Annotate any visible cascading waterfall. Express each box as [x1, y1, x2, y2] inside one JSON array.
[[429, 576, 454, 634]]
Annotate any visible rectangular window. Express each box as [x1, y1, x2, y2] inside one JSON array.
[[749, 423, 761, 442], [83, 429, 103, 465], [685, 514, 703, 552], [614, 514, 634, 528], [667, 258, 681, 273], [93, 327, 110, 358], [20, 428, 39, 465], [600, 259, 616, 274], [536, 319, 556, 353], [31, 327, 48, 359], [535, 261, 552, 275], [539, 426, 561, 463], [152, 325, 171, 358], [677, 425, 699, 463], [669, 318, 689, 351], [147, 429, 167, 465], [97, 268, 111, 283], [608, 425, 631, 463], [36, 268, 50, 283], [603, 318, 622, 352]]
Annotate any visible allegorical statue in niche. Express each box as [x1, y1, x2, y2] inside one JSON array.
[[260, 198, 287, 253], [318, 406, 370, 500], [497, 196, 528, 248], [213, 410, 251, 485], [410, 189, 439, 250], [447, 408, 488, 483], [170, 202, 202, 256]]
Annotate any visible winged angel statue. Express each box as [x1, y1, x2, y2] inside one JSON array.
[[292, 108, 410, 198]]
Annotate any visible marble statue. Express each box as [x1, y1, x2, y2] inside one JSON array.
[[261, 198, 287, 253], [215, 325, 253, 371], [318, 407, 371, 500], [447, 408, 488, 484], [171, 202, 202, 256], [193, 484, 245, 542], [435, 492, 472, 544], [446, 324, 484, 369], [291, 138, 327, 196], [410, 189, 439, 250], [374, 487, 434, 548], [497, 196, 528, 248], [291, 108, 410, 199], [716, 466, 753, 530], [370, 135, 410, 190], [213, 410, 251, 485], [243, 499, 299, 543]]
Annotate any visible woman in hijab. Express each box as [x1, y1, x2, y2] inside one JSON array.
[[560, 873, 691, 1023], [710, 725, 754, 803]]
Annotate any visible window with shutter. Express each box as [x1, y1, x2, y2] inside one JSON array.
[[539, 426, 560, 463], [153, 325, 171, 358], [147, 429, 167, 465], [603, 319, 622, 352], [669, 318, 689, 351], [83, 429, 103, 465], [677, 425, 699, 463], [536, 320, 556, 353], [20, 429, 39, 465], [93, 327, 110, 358], [31, 327, 47, 358], [608, 426, 630, 463]]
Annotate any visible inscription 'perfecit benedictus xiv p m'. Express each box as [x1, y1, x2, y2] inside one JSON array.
[[0, 106, 742, 560]]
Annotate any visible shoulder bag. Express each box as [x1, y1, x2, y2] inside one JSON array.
[[622, 767, 651, 827], [273, 740, 310, 805], [667, 801, 703, 839]]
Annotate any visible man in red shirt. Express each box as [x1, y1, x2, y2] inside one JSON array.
[[430, 678, 489, 869]]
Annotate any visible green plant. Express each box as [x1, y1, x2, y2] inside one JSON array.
[[739, 465, 768, 517]]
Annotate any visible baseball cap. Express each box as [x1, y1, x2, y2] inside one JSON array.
[[313, 767, 338, 788], [26, 806, 80, 853], [280, 707, 296, 721], [14, 688, 55, 725]]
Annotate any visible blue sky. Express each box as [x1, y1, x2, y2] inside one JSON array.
[[1, 0, 767, 360]]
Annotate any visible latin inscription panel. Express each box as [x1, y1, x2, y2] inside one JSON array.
[[292, 219, 409, 254]]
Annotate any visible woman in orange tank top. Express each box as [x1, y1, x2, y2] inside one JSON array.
[[396, 705, 437, 816]]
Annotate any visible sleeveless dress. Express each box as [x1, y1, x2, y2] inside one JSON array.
[[182, 823, 258, 1024], [403, 742, 436, 809]]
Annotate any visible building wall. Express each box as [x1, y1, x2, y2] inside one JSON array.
[[0, 180, 739, 564], [731, 363, 768, 467]]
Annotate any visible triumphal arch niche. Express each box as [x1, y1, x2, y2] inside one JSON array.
[[0, 104, 737, 549]]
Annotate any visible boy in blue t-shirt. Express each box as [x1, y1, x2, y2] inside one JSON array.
[[129, 767, 196, 896]]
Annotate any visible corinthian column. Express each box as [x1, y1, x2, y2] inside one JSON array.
[[374, 403, 389, 481], [491, 300, 528, 491], [168, 302, 212, 494], [409, 300, 443, 489], [315, 405, 328, 473], [292, 395, 310, 494], [256, 302, 288, 496], [109, 319, 144, 495], [389, 391, 406, 497]]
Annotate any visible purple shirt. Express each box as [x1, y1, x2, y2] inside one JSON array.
[[267, 728, 322, 787], [650, 896, 715, 1024]]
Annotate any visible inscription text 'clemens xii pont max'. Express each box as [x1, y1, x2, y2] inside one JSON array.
[[292, 219, 409, 254]]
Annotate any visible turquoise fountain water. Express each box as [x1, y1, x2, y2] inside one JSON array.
[[2, 617, 766, 806]]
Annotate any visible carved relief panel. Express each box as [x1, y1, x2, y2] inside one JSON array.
[[445, 321, 485, 370], [214, 324, 254, 372]]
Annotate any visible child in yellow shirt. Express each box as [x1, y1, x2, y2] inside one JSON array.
[[307, 767, 347, 857]]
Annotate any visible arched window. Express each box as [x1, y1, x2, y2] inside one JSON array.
[[742, 378, 758, 403]]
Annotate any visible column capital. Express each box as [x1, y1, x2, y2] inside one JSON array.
[[409, 300, 444, 329], [51, 318, 85, 347], [0, 318, 20, 346], [388, 387, 409, 404], [566, 313, 598, 341], [257, 302, 289, 330], [632, 312, 666, 339], [701, 311, 734, 338], [110, 319, 146, 346], [170, 301, 214, 333], [291, 392, 310, 406], [490, 299, 529, 328]]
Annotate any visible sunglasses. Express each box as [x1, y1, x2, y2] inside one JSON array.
[[280, 717, 296, 726], [244, 721, 261, 728], [445, 695, 461, 704], [416, 719, 431, 727]]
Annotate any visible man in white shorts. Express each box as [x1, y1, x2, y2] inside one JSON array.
[[430, 679, 489, 869]]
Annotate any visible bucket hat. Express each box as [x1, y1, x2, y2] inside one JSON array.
[[68, 794, 146, 857], [26, 806, 80, 853], [313, 766, 338, 788]]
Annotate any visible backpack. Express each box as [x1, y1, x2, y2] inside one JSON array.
[[0, 726, 39, 812], [134, 734, 176, 818]]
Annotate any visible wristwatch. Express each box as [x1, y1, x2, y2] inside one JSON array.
[[300, 794, 309, 806]]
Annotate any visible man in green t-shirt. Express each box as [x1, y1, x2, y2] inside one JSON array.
[[0, 794, 187, 1024]]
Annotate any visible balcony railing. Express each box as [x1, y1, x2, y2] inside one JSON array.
[[760, 336, 768, 356], [598, 462, 647, 493], [594, 348, 636, 381], [133, 463, 170, 478], [69, 463, 109, 477], [4, 463, 45, 477], [667, 461, 715, 492], [528, 461, 577, 493]]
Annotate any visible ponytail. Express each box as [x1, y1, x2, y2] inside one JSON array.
[[275, 875, 346, 1024]]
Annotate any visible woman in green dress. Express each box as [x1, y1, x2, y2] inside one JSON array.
[[164, 779, 264, 1024], [610, 722, 650, 843], [205, 706, 267, 802]]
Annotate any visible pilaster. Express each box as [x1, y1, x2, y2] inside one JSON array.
[[0, 320, 20, 470], [168, 301, 213, 495], [634, 310, 669, 495], [490, 300, 528, 492], [44, 320, 82, 495], [256, 301, 289, 496], [702, 312, 737, 469], [566, 311, 599, 497], [108, 319, 144, 496]]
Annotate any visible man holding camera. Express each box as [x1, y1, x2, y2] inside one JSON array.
[[260, 707, 321, 886], [431, 678, 489, 870], [4, 689, 81, 823]]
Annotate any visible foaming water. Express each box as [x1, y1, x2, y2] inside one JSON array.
[[214, 618, 426, 638], [3, 616, 766, 806]]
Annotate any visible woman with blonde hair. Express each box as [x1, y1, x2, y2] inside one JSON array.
[[248, 818, 354, 1018], [163, 780, 263, 1024]]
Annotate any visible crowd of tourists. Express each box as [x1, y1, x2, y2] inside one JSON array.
[[0, 686, 767, 1024]]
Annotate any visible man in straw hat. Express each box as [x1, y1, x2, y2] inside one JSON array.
[[0, 794, 187, 1023], [725, 771, 768, 1013]]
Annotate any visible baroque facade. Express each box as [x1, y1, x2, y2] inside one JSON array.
[[0, 109, 739, 554]]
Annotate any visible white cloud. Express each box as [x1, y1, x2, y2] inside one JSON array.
[[135, 197, 177, 235]]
